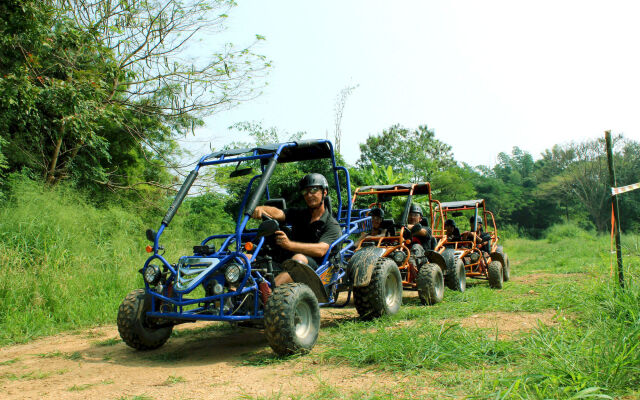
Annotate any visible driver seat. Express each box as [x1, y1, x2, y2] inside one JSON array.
[[265, 198, 286, 210]]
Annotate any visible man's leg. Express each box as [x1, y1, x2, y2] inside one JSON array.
[[274, 254, 316, 285]]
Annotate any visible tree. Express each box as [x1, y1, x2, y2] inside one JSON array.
[[0, 0, 269, 194], [534, 136, 630, 232], [57, 0, 269, 122], [357, 124, 455, 183]]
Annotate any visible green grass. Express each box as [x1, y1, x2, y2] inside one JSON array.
[[1, 177, 639, 399], [0, 357, 20, 365], [312, 231, 640, 399], [92, 337, 120, 347], [0, 176, 203, 345], [161, 375, 186, 385]]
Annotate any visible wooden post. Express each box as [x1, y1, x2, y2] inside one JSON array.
[[605, 130, 624, 288]]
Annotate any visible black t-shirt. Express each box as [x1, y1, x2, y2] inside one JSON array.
[[411, 217, 432, 247], [475, 230, 491, 250], [284, 207, 342, 264], [447, 227, 461, 242]]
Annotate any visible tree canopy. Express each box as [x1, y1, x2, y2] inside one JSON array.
[[0, 0, 269, 196]]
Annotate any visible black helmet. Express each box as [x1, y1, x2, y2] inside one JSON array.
[[444, 218, 456, 227], [299, 173, 329, 191], [470, 215, 483, 225], [370, 207, 384, 218], [409, 203, 422, 215]]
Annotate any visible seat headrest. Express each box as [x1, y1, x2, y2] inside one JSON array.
[[265, 198, 286, 210]]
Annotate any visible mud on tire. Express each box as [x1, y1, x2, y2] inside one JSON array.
[[445, 258, 466, 292], [264, 283, 320, 356], [417, 263, 444, 305], [353, 257, 402, 320], [117, 289, 173, 350], [487, 261, 504, 289]]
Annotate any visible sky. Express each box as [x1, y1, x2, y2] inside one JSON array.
[[182, 0, 640, 168]]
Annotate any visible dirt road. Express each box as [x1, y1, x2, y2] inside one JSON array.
[[0, 281, 555, 400], [0, 294, 413, 400]]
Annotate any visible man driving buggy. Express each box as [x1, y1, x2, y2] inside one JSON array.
[[251, 173, 342, 286], [406, 203, 435, 251], [462, 215, 492, 254]]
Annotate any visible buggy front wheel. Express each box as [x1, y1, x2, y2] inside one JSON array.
[[353, 257, 403, 320], [117, 289, 173, 350], [264, 283, 320, 356], [417, 263, 444, 305], [445, 258, 466, 292]]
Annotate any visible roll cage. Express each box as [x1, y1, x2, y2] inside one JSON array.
[[142, 140, 363, 323], [348, 183, 446, 288], [431, 198, 499, 277]]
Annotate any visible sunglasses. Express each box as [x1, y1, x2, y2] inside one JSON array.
[[301, 186, 322, 196]]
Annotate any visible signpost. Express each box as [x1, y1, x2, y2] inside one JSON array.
[[605, 130, 624, 288]]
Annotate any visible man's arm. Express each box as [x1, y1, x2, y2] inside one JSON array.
[[274, 231, 329, 258], [251, 205, 285, 222]]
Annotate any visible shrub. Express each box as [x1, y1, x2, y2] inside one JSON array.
[[544, 222, 594, 244]]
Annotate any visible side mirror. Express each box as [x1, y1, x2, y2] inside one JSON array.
[[146, 229, 157, 243]]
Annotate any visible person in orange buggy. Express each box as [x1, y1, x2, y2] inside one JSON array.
[[461, 215, 492, 255], [356, 207, 388, 247], [407, 203, 434, 250], [444, 218, 461, 248]]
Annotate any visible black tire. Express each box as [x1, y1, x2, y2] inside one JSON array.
[[264, 283, 320, 356], [417, 263, 444, 305], [502, 253, 511, 282], [445, 258, 467, 292], [117, 289, 173, 350], [353, 257, 402, 320], [487, 261, 503, 289]]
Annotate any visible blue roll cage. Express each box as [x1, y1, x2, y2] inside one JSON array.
[[142, 140, 367, 322]]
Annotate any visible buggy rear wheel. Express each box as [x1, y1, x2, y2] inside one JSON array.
[[264, 283, 320, 356], [353, 257, 402, 320], [445, 258, 466, 292], [417, 263, 444, 305], [502, 253, 511, 282], [117, 289, 173, 350], [488, 261, 503, 289]]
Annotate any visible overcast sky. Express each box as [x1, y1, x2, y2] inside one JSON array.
[[182, 0, 640, 168]]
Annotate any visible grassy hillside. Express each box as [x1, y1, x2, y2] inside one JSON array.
[[0, 176, 225, 344]]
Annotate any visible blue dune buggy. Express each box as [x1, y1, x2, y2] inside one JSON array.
[[117, 140, 402, 355]]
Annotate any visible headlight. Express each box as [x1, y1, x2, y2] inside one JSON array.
[[224, 262, 244, 284], [144, 264, 161, 285]]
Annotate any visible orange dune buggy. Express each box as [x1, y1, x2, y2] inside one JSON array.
[[347, 183, 465, 306], [431, 199, 510, 288]]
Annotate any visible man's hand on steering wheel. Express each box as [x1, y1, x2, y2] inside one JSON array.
[[274, 230, 292, 250]]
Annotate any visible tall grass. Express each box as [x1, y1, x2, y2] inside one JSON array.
[[318, 224, 640, 398], [0, 176, 208, 344], [498, 274, 640, 398]]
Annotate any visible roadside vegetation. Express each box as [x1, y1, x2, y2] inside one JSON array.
[[1, 173, 639, 398], [0, 174, 231, 343]]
